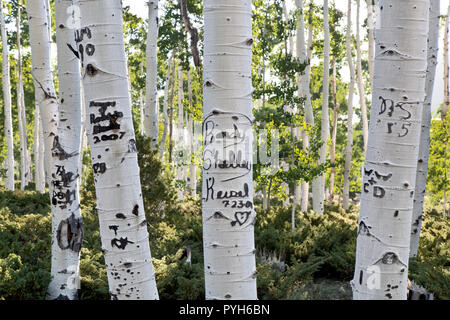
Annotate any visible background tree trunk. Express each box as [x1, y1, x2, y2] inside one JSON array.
[[329, 57, 338, 202], [313, 0, 329, 215], [144, 0, 159, 148], [343, 0, 355, 211], [409, 0, 440, 258], [17, 4, 28, 190], [202, 0, 257, 300], [0, 0, 15, 191], [77, 0, 159, 300], [351, 0, 429, 300], [356, 0, 369, 154]]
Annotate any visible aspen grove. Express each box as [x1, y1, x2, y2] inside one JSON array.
[[0, 0, 448, 301]]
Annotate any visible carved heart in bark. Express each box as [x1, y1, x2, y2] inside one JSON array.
[[231, 211, 251, 226]]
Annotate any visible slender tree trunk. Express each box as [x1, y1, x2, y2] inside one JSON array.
[[45, 0, 84, 300], [38, 104, 46, 192], [180, 0, 201, 68], [356, 0, 369, 154], [144, 0, 159, 148], [187, 69, 197, 197], [139, 91, 144, 136], [202, 0, 257, 300], [0, 1, 15, 191], [443, 3, 449, 119], [329, 57, 338, 202], [410, 0, 440, 258], [76, 0, 159, 300], [301, 0, 315, 213], [17, 4, 28, 190], [159, 55, 173, 160], [366, 0, 375, 84], [351, 0, 429, 300], [176, 65, 185, 201], [343, 0, 355, 211], [168, 61, 176, 163], [27, 0, 58, 191], [312, 0, 330, 215]]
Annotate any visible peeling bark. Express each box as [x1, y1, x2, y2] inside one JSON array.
[[352, 0, 429, 300]]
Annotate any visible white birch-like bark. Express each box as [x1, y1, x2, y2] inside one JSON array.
[[312, 0, 330, 215], [409, 0, 440, 258], [356, 0, 369, 153], [76, 0, 158, 300], [329, 57, 338, 202], [187, 69, 197, 197], [34, 103, 46, 193], [139, 91, 144, 136], [144, 0, 159, 148], [351, 0, 429, 300], [159, 55, 173, 160], [176, 65, 185, 201], [343, 0, 355, 211], [27, 0, 58, 192], [0, 1, 15, 191], [443, 3, 449, 119], [202, 0, 257, 300], [46, 0, 84, 300], [17, 4, 28, 190], [367, 0, 375, 83], [301, 1, 315, 212]]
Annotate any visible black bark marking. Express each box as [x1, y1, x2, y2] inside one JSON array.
[[111, 237, 134, 250], [56, 213, 83, 252], [52, 136, 78, 160], [109, 225, 119, 236], [132, 205, 139, 216], [128, 139, 137, 153], [86, 64, 98, 76]]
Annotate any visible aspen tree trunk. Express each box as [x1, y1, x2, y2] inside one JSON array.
[[300, 0, 315, 212], [409, 0, 440, 258], [0, 1, 15, 191], [159, 55, 172, 160], [343, 0, 355, 211], [168, 61, 176, 163], [76, 0, 158, 300], [78, 81, 86, 187], [329, 57, 338, 202], [144, 0, 159, 148], [27, 0, 58, 191], [38, 112, 46, 190], [367, 0, 375, 83], [17, 4, 29, 190], [443, 3, 449, 119], [176, 65, 185, 201], [46, 0, 84, 300], [187, 69, 197, 197], [34, 104, 40, 183], [312, 0, 330, 215], [351, 0, 429, 300], [356, 0, 369, 153], [202, 0, 257, 300], [139, 91, 144, 136], [34, 103, 46, 193]]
